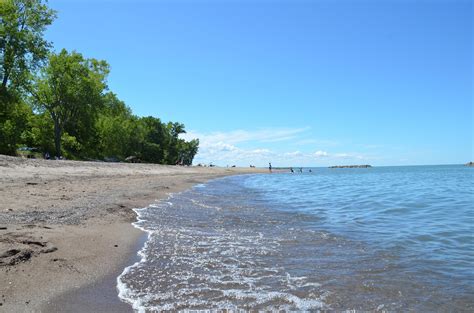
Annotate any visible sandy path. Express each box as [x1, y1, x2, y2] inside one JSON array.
[[0, 155, 265, 312]]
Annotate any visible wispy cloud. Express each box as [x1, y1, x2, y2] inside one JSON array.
[[181, 127, 374, 167], [181, 127, 309, 145]]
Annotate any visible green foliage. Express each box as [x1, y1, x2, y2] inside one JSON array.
[[0, 1, 199, 164], [95, 110, 199, 165], [60, 132, 81, 159], [31, 49, 109, 157], [96, 93, 136, 159], [0, 0, 56, 93], [179, 138, 199, 166], [0, 96, 32, 154], [24, 111, 54, 153], [139, 116, 167, 163]]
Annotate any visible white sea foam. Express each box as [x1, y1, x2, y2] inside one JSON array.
[[117, 195, 178, 313], [117, 180, 328, 312], [116, 208, 152, 312]]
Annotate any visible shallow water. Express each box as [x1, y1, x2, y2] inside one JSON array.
[[118, 165, 473, 312]]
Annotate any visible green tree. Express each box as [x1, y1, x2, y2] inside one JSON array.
[[31, 49, 109, 158], [178, 138, 199, 165], [0, 97, 32, 154], [0, 0, 55, 154], [164, 121, 186, 164], [96, 92, 136, 159], [139, 116, 167, 163], [0, 0, 56, 94], [23, 111, 54, 153]]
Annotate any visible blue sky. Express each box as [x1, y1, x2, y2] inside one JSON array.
[[46, 0, 472, 166]]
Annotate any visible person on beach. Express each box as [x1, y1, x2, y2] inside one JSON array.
[[269, 162, 272, 172], [290, 167, 294, 173]]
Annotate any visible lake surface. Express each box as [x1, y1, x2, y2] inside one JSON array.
[[118, 165, 473, 311]]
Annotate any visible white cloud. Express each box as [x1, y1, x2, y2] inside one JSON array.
[[284, 151, 304, 157], [314, 150, 328, 157], [181, 128, 372, 167], [207, 142, 238, 152], [181, 127, 309, 145]]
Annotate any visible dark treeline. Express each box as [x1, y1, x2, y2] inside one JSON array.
[[0, 0, 198, 165]]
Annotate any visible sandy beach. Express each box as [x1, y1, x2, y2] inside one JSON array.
[[0, 155, 264, 312]]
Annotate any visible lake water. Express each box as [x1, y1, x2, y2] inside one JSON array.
[[118, 165, 473, 312]]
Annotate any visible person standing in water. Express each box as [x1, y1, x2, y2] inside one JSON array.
[[269, 162, 272, 173]]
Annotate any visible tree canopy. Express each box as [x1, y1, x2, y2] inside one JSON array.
[[0, 0, 56, 94], [0, 0, 199, 165], [31, 49, 109, 157]]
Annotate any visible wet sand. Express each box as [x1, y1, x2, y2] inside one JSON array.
[[0, 155, 265, 312]]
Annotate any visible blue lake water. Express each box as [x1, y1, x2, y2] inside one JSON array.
[[118, 165, 473, 311]]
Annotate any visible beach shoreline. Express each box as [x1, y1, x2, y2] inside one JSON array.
[[0, 155, 265, 312]]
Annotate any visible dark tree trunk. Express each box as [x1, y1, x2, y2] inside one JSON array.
[[1, 63, 9, 88], [53, 118, 61, 158], [2, 73, 8, 88]]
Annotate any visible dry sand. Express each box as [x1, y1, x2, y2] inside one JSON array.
[[0, 155, 265, 312]]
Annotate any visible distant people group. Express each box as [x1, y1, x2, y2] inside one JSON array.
[[211, 163, 314, 174], [289, 167, 312, 173], [267, 163, 313, 174]]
